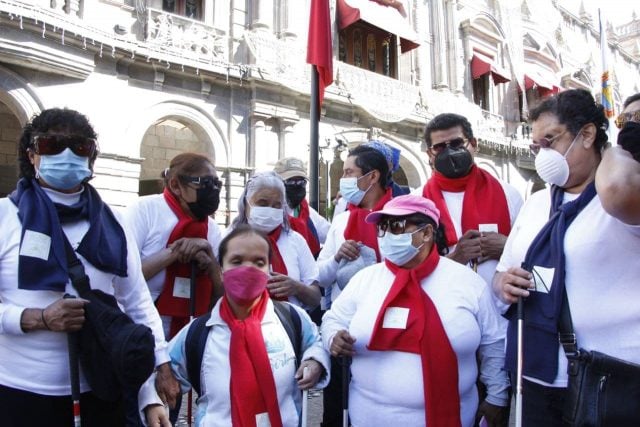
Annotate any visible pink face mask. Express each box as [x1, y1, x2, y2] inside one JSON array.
[[222, 265, 269, 306]]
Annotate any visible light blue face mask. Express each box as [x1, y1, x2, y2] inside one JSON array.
[[339, 171, 372, 206], [378, 227, 426, 266], [36, 148, 92, 190]]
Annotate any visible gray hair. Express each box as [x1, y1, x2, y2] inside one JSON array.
[[232, 170, 290, 231]]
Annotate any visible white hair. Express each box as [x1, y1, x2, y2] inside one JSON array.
[[232, 170, 290, 231]]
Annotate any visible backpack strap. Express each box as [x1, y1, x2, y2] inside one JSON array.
[[273, 300, 302, 369], [185, 301, 303, 396], [185, 312, 212, 397]]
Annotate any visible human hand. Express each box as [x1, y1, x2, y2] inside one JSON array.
[[448, 230, 482, 264], [42, 298, 89, 332], [144, 404, 171, 427], [267, 274, 301, 299], [493, 267, 533, 304], [475, 400, 508, 427], [295, 359, 324, 390], [479, 232, 507, 261], [170, 238, 212, 265], [334, 240, 361, 263], [330, 330, 356, 357], [155, 363, 180, 409]]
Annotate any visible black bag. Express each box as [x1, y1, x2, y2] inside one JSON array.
[[559, 290, 640, 426], [64, 238, 156, 402], [564, 349, 640, 427]]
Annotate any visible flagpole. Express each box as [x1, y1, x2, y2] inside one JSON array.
[[310, 66, 320, 211]]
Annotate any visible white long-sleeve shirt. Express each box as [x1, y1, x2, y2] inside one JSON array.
[[321, 258, 509, 427], [139, 298, 330, 427], [0, 188, 169, 396]]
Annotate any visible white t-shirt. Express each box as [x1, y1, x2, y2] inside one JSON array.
[[321, 258, 509, 427], [0, 189, 169, 396], [316, 210, 350, 303], [496, 187, 640, 387], [122, 193, 223, 301]]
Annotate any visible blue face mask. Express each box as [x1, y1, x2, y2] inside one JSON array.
[[339, 171, 372, 206], [36, 148, 92, 190], [378, 227, 425, 266]]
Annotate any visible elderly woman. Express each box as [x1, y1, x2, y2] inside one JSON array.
[[141, 225, 330, 427], [494, 89, 640, 425], [229, 171, 321, 309], [322, 194, 509, 427], [0, 108, 173, 425]]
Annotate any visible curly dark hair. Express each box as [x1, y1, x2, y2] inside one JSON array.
[[18, 108, 99, 179], [623, 93, 640, 109], [424, 113, 475, 147], [529, 89, 608, 151], [347, 145, 389, 189]]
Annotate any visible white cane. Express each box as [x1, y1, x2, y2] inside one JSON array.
[[515, 295, 524, 427], [301, 366, 309, 427]]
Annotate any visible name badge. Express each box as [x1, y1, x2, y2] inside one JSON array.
[[172, 277, 191, 298], [382, 307, 409, 329], [256, 412, 271, 427], [531, 266, 555, 294], [479, 223, 498, 233], [20, 230, 51, 261]]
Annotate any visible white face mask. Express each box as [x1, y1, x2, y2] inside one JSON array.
[[378, 228, 425, 266], [339, 172, 372, 206], [534, 133, 579, 187], [248, 205, 283, 233]]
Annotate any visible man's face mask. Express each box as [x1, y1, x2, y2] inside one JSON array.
[[432, 137, 473, 179]]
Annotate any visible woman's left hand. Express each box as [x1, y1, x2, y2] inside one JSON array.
[[295, 359, 323, 390], [267, 274, 300, 299], [475, 400, 508, 427]]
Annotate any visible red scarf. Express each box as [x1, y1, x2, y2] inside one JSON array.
[[368, 247, 461, 427], [423, 165, 511, 247], [219, 290, 283, 427], [156, 188, 213, 338], [267, 226, 288, 277], [343, 188, 392, 261], [288, 200, 321, 257]]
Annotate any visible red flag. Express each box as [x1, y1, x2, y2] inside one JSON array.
[[307, 0, 333, 107]]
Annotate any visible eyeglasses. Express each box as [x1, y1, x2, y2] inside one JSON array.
[[376, 218, 426, 237], [615, 110, 640, 129], [285, 178, 308, 187], [179, 175, 223, 190], [32, 134, 97, 157], [529, 130, 567, 155], [429, 137, 469, 155]]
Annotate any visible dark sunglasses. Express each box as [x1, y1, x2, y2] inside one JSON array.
[[429, 137, 469, 154], [179, 175, 223, 190], [614, 110, 640, 129], [285, 178, 308, 187], [32, 134, 97, 157], [376, 218, 426, 237], [529, 130, 567, 155]]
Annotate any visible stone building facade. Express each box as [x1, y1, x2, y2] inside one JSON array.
[[0, 0, 638, 225]]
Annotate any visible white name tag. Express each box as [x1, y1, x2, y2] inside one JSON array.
[[172, 277, 191, 298], [255, 412, 271, 427], [382, 307, 410, 329], [20, 230, 51, 260], [479, 223, 498, 233], [531, 266, 555, 294]]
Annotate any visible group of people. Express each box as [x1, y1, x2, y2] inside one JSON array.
[[0, 87, 638, 427]]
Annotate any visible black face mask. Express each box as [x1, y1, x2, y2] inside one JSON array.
[[434, 145, 474, 178], [618, 121, 640, 162], [285, 184, 306, 208], [187, 186, 221, 220]]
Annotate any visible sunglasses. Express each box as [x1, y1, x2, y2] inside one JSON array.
[[376, 218, 426, 237], [285, 178, 308, 187], [614, 110, 640, 129], [529, 130, 567, 155], [32, 134, 97, 157], [179, 175, 223, 190], [429, 137, 469, 155]]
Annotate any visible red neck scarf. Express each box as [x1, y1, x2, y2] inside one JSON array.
[[219, 291, 283, 427], [423, 165, 511, 247], [288, 200, 321, 257], [368, 247, 461, 427], [343, 188, 392, 261], [156, 188, 213, 338], [267, 226, 288, 277]]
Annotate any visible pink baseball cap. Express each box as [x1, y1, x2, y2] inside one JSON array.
[[365, 195, 440, 226]]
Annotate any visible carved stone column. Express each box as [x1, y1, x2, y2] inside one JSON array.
[[280, 0, 303, 40], [432, 0, 448, 89], [251, 0, 274, 31], [212, 0, 230, 33]]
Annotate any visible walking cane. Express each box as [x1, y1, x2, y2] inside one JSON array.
[[341, 356, 351, 427], [301, 366, 309, 427], [186, 261, 197, 427], [515, 295, 524, 427], [65, 295, 81, 427]]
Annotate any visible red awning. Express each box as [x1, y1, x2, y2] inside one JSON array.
[[337, 0, 420, 53], [471, 54, 511, 84]]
